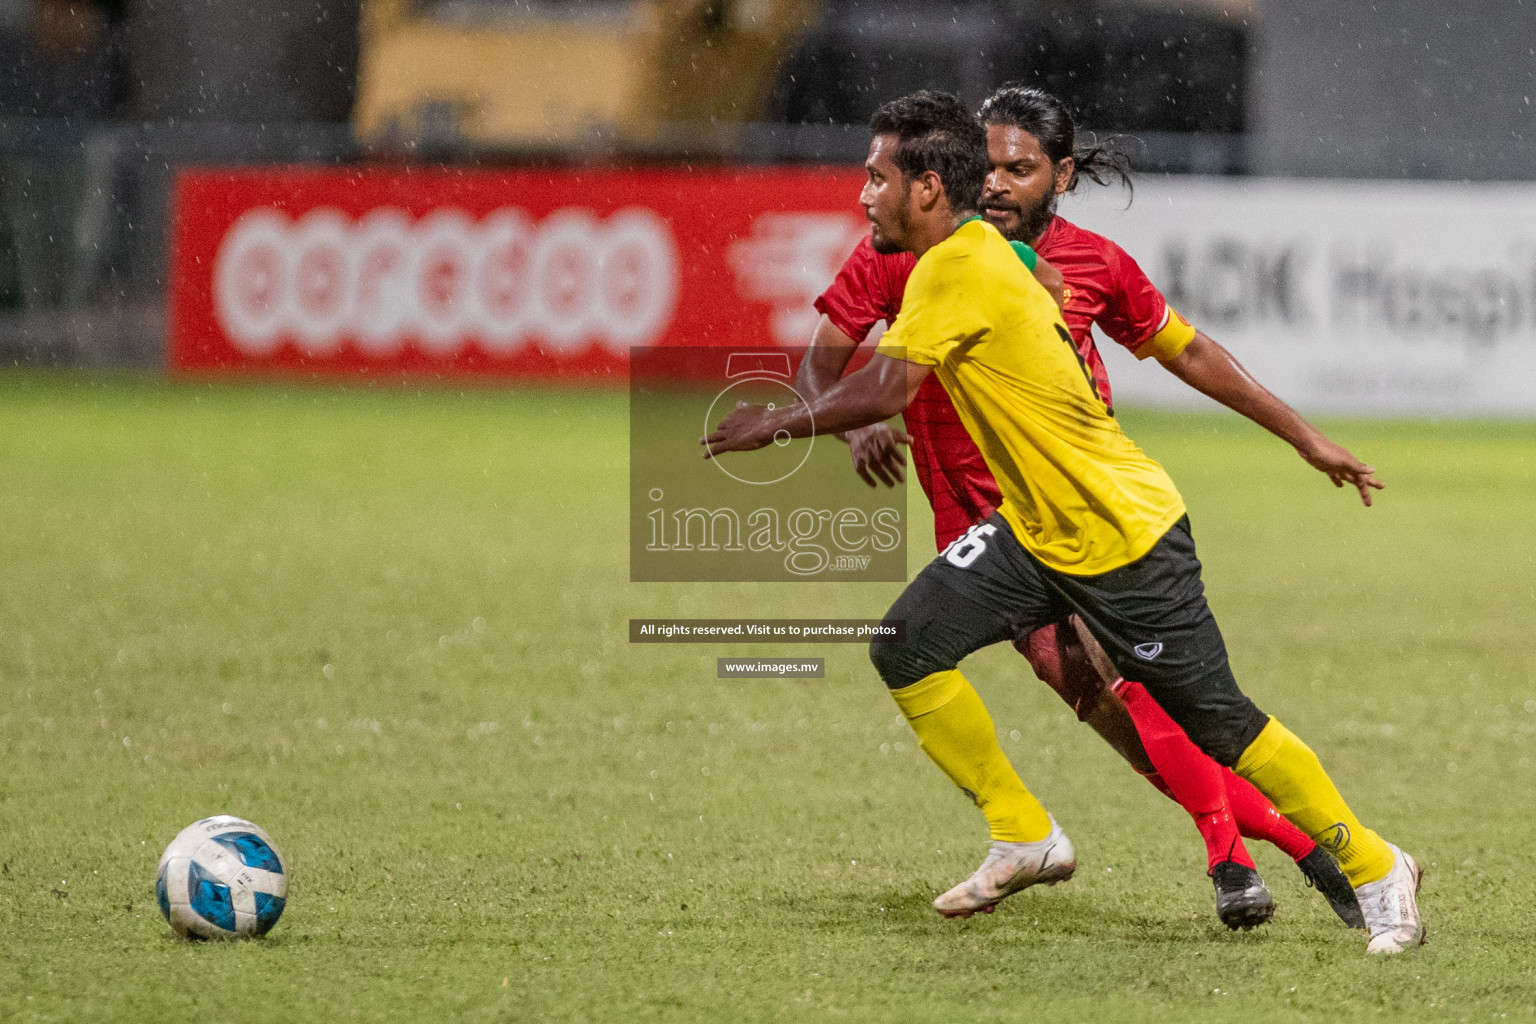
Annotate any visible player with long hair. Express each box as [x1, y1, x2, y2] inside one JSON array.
[[705, 90, 1424, 955], [794, 86, 1380, 931]]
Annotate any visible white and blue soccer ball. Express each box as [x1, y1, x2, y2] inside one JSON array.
[[155, 816, 288, 939]]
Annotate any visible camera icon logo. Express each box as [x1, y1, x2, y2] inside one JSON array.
[[702, 352, 816, 486]]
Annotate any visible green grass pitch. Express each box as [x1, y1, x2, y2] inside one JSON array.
[[1, 373, 1534, 1022]]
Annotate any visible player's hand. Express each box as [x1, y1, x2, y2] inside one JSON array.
[[845, 423, 910, 487], [701, 401, 777, 457], [1297, 436, 1385, 507]]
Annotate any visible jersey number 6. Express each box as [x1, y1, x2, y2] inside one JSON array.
[[943, 523, 998, 569]]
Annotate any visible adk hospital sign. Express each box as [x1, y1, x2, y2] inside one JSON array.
[[1063, 178, 1536, 416]]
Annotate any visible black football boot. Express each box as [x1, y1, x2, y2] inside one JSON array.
[[1212, 860, 1275, 930]]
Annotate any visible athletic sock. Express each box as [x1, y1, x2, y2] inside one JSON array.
[[1117, 679, 1254, 872], [1233, 716, 1395, 886], [889, 669, 1053, 843], [1221, 767, 1318, 862]]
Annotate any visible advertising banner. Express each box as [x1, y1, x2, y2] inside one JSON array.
[[169, 166, 868, 379], [1063, 179, 1536, 415], [172, 167, 1536, 414]]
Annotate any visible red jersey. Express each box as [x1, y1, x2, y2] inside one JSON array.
[[814, 215, 1194, 549]]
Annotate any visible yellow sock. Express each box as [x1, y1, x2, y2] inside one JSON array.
[[889, 669, 1052, 843], [1234, 716, 1394, 885]]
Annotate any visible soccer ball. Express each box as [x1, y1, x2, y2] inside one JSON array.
[[155, 815, 288, 939]]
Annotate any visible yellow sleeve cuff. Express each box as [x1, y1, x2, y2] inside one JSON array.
[[1137, 306, 1197, 362]]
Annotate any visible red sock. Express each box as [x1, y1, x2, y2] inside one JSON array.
[[1221, 768, 1318, 862], [1116, 679, 1254, 872]]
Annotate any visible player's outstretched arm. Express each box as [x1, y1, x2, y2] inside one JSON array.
[[795, 316, 911, 487], [1160, 331, 1385, 506], [703, 353, 928, 457], [796, 314, 861, 395]]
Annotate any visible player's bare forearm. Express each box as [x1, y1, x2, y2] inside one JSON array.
[[703, 354, 927, 456], [1162, 333, 1311, 445], [794, 315, 861, 399], [793, 316, 911, 485], [1162, 332, 1384, 506]]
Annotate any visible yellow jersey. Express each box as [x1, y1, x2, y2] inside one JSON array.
[[875, 218, 1186, 575]]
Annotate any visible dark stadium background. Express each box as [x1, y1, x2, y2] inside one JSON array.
[[0, 0, 1531, 367]]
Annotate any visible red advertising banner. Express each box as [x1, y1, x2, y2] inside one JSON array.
[[169, 166, 869, 379]]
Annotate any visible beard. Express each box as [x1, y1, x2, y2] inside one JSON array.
[[870, 221, 906, 254], [869, 184, 913, 253], [989, 191, 1058, 245]]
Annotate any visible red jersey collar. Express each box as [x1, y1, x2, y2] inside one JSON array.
[[1032, 214, 1064, 251]]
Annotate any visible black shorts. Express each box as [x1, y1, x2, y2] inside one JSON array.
[[869, 512, 1269, 766]]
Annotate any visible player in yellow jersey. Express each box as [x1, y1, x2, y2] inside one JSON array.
[[703, 91, 1424, 955]]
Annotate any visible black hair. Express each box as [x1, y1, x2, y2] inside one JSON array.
[[868, 90, 989, 215], [977, 85, 1134, 198]]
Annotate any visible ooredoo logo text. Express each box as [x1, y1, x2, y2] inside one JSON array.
[[212, 206, 680, 357]]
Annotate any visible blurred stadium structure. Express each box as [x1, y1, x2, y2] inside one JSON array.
[[0, 0, 1532, 377]]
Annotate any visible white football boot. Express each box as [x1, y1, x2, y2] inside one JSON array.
[[933, 818, 1076, 918], [1353, 844, 1425, 954]]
